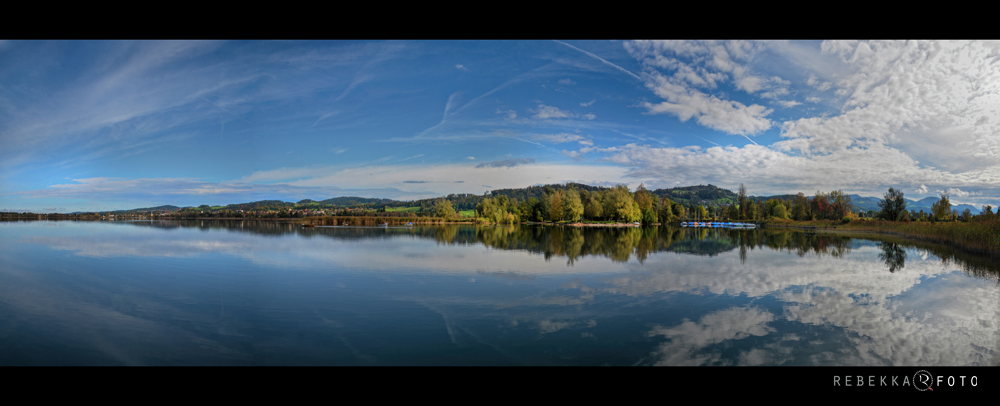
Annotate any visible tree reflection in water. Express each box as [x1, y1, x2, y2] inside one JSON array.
[[878, 242, 907, 273], [103, 220, 999, 282]]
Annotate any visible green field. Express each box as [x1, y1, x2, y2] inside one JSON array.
[[385, 206, 421, 213], [458, 210, 475, 217]]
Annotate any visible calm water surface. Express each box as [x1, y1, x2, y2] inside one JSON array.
[[1, 220, 997, 365]]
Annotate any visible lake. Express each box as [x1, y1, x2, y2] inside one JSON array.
[[1, 220, 997, 366]]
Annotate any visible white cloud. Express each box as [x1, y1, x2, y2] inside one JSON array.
[[580, 100, 595, 107], [466, 156, 475, 160], [648, 306, 776, 366], [532, 133, 588, 144], [778, 100, 802, 108], [807, 73, 833, 91], [639, 74, 773, 135], [806, 96, 821, 103], [947, 188, 980, 198], [783, 41, 1000, 172], [455, 64, 468, 71], [557, 78, 576, 85], [626, 46, 775, 136], [533, 104, 574, 119], [917, 184, 928, 194], [582, 113, 596, 120], [585, 142, 1000, 201]]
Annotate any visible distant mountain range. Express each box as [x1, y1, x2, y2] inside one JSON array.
[[847, 195, 981, 215]]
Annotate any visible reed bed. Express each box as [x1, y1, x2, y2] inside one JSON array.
[[769, 218, 1000, 259], [835, 219, 1000, 258]]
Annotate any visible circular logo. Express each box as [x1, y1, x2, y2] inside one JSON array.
[[914, 370, 934, 391]]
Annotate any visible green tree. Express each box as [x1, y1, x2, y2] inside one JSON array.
[[878, 188, 906, 221], [604, 185, 641, 223], [585, 192, 603, 220], [792, 192, 810, 221], [737, 183, 748, 220], [772, 203, 789, 220], [727, 204, 739, 220], [549, 190, 564, 222], [562, 187, 584, 222], [634, 184, 655, 213], [434, 199, 456, 219], [658, 197, 674, 223], [931, 192, 952, 221], [672, 202, 686, 221], [978, 205, 994, 221], [897, 209, 910, 221]]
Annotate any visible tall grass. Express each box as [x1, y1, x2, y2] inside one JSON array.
[[831, 219, 1000, 259]]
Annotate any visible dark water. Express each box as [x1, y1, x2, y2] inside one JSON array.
[[1, 220, 997, 366]]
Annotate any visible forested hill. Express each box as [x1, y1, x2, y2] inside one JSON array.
[[649, 184, 737, 205], [105, 205, 181, 213], [488, 183, 613, 203], [316, 197, 398, 206]]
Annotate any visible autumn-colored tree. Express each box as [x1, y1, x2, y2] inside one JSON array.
[[562, 187, 584, 222], [931, 192, 952, 221]]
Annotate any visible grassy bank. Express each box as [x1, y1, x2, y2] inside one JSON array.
[[763, 218, 1000, 259]]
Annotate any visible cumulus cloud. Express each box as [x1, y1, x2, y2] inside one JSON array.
[[917, 184, 929, 194], [947, 188, 980, 198], [638, 71, 773, 135], [626, 40, 791, 97], [580, 100, 595, 107], [782, 41, 1000, 171], [455, 64, 468, 71]]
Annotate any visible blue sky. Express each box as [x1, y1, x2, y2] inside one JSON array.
[[2, 40, 999, 213]]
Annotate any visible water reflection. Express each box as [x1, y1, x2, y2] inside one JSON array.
[[2, 220, 998, 366], [878, 242, 907, 273], [42, 220, 995, 280]]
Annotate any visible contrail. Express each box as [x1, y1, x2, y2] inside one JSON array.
[[694, 135, 721, 147], [554, 40, 642, 81], [741, 134, 759, 146], [201, 97, 252, 124]]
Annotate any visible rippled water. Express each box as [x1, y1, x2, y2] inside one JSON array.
[[1, 220, 997, 366]]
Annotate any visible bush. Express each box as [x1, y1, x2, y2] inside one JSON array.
[[841, 217, 852, 224]]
